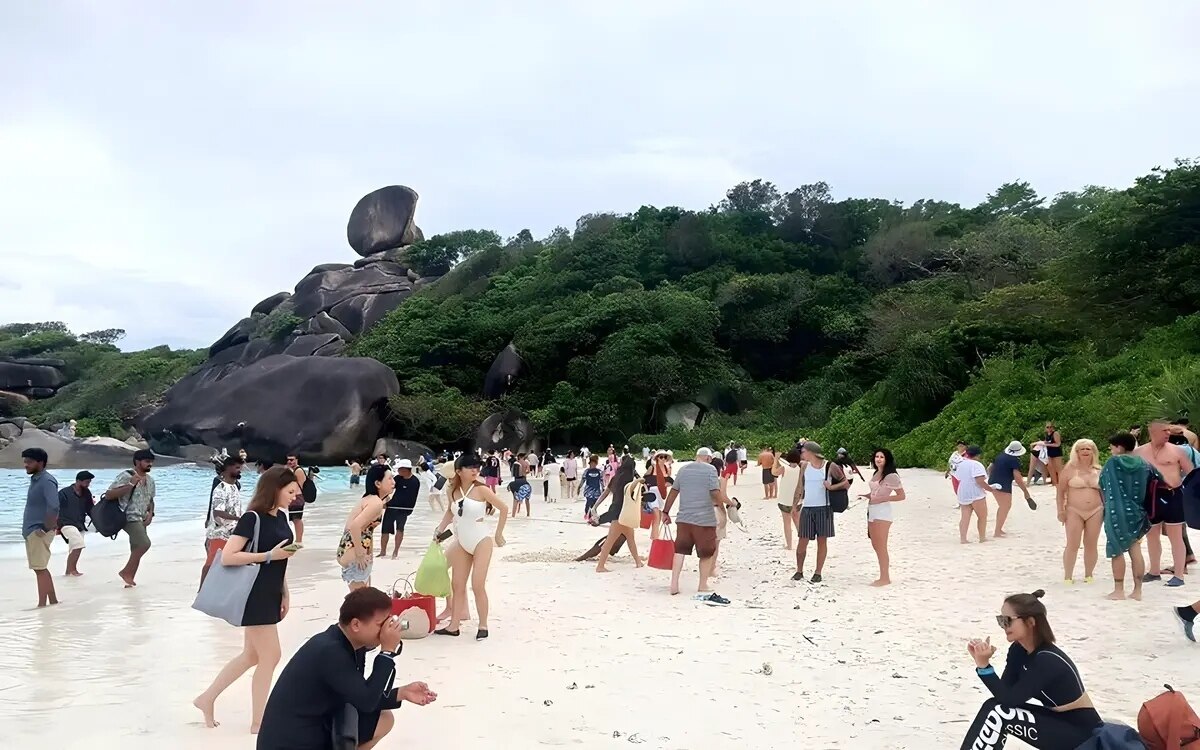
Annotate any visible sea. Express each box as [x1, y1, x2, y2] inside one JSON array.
[[0, 464, 355, 555]]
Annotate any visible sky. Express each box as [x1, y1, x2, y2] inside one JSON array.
[[2, 1, 1198, 351]]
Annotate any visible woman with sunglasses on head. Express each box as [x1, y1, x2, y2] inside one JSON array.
[[960, 590, 1102, 749], [433, 453, 508, 640]]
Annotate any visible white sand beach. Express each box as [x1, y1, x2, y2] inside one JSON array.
[[0, 468, 1195, 749]]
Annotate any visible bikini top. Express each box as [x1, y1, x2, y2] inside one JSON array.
[[1068, 472, 1100, 490]]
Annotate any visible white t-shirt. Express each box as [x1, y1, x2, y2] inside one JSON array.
[[737, 447, 748, 463], [948, 451, 965, 473], [954, 458, 987, 504]]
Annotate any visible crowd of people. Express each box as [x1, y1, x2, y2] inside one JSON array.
[[15, 414, 1200, 748]]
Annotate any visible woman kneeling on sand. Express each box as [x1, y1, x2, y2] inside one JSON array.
[[862, 448, 904, 586], [194, 466, 300, 732], [1057, 439, 1103, 584], [433, 453, 508, 640], [960, 590, 1102, 749]]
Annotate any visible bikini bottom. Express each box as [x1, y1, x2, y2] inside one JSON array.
[[1066, 504, 1102, 522]]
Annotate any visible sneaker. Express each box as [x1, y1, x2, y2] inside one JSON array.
[[790, 572, 804, 581], [810, 573, 823, 584], [1166, 576, 1186, 588], [1142, 573, 1162, 583], [1173, 607, 1197, 643], [703, 593, 731, 606]]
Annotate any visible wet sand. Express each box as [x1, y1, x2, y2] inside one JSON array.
[[0, 470, 1196, 748]]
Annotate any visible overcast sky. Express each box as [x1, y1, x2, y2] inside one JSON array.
[[2, 2, 1197, 351]]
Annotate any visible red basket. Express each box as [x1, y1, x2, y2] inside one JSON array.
[[391, 576, 436, 633]]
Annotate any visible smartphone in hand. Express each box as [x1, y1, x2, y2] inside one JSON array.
[[282, 543, 303, 552]]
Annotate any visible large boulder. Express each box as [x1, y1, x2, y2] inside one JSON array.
[[292, 264, 415, 323], [141, 354, 400, 463], [483, 344, 525, 400], [0, 358, 68, 395], [346, 186, 422, 256], [475, 410, 537, 455], [371, 438, 434, 463], [0, 427, 187, 470], [251, 291, 292, 316]]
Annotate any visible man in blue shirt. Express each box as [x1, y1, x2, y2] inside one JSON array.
[[21, 448, 60, 607]]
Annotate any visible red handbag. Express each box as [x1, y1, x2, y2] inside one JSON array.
[[640, 511, 654, 529], [391, 576, 436, 635], [648, 525, 675, 570]]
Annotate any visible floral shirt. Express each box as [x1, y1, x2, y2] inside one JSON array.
[[109, 470, 156, 521], [206, 480, 243, 540]]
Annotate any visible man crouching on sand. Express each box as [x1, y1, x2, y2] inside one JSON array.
[[256, 587, 436, 749]]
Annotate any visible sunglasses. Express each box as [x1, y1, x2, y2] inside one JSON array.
[[995, 615, 1017, 628]]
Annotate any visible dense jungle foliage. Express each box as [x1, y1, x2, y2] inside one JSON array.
[[357, 159, 1200, 464]]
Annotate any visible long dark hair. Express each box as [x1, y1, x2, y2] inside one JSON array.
[[872, 448, 898, 477], [364, 464, 390, 498], [613, 456, 637, 489], [247, 466, 298, 514], [1005, 589, 1055, 646]]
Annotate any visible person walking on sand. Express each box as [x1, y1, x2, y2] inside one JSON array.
[[433, 453, 509, 640], [954, 446, 995, 544], [193, 466, 300, 733], [594, 458, 644, 572], [284, 454, 308, 544], [946, 440, 967, 499], [1100, 432, 1152, 601], [563, 450, 579, 499], [510, 452, 533, 518], [21, 448, 60, 607], [662, 448, 733, 604], [379, 460, 419, 558], [1056, 440, 1103, 584], [255, 587, 438, 750], [581, 454, 604, 518], [1135, 419, 1194, 586], [862, 448, 904, 586], [759, 447, 778, 500], [774, 449, 802, 550], [57, 470, 94, 577], [1042, 422, 1065, 485], [789, 442, 847, 583], [988, 440, 1036, 538], [346, 459, 362, 487], [202, 456, 245, 588], [338, 465, 391, 590], [106, 448, 157, 587]]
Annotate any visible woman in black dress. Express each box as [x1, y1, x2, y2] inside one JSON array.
[[194, 466, 300, 734]]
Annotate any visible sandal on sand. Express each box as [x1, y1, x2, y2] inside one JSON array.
[[476, 629, 489, 640], [435, 628, 460, 637], [1026, 496, 1037, 510]]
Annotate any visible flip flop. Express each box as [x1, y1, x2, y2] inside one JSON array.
[[435, 628, 460, 637], [476, 629, 489, 640], [1026, 497, 1037, 510]]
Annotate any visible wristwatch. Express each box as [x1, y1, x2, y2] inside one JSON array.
[[380, 650, 398, 659]]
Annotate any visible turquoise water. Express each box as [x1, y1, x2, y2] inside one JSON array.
[[0, 464, 353, 549]]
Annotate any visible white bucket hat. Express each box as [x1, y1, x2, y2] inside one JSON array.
[[1004, 440, 1027, 457]]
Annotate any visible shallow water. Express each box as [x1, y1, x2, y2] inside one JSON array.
[[0, 465, 354, 549]]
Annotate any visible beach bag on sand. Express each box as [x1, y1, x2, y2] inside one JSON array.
[[648, 525, 675, 570], [192, 512, 261, 626], [414, 541, 451, 598], [391, 576, 436, 636], [1138, 685, 1200, 749]]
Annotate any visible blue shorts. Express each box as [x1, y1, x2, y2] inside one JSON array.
[[513, 482, 532, 503], [341, 561, 372, 584]]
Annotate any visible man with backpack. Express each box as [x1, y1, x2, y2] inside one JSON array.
[[285, 453, 314, 544], [105, 448, 157, 588]]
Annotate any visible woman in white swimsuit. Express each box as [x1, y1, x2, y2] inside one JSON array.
[[433, 453, 508, 641]]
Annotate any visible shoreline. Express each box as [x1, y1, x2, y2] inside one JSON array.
[[0, 469, 1195, 748]]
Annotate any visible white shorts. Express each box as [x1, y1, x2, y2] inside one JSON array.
[[867, 503, 893, 523], [59, 525, 85, 551]]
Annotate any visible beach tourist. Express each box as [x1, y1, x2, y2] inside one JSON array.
[[21, 448, 59, 607], [418, 463, 446, 512], [774, 449, 802, 550], [864, 448, 904, 587], [378, 459, 419, 558], [1100, 432, 1152, 601], [602, 447, 618, 490], [662, 448, 733, 603], [723, 444, 740, 487], [1173, 599, 1199, 642], [57, 469, 94, 577], [643, 473, 670, 541], [581, 454, 604, 518], [946, 440, 967, 498], [988, 440, 1036, 538], [1135, 419, 1194, 586], [527, 448, 540, 478], [255, 587, 437, 750], [650, 449, 671, 499], [1027, 440, 1049, 485], [834, 448, 866, 482], [959, 590, 1102, 749], [1042, 421, 1064, 485], [954, 446, 996, 544], [375, 453, 389, 466], [193, 466, 300, 732], [347, 458, 362, 487], [284, 453, 308, 544], [1056, 439, 1103, 584], [789, 441, 846, 583], [738, 443, 748, 477], [758, 446, 778, 500], [338, 465, 390, 590], [510, 452, 533, 518], [482, 450, 501, 493], [543, 453, 562, 502], [563, 450, 579, 499], [106, 448, 157, 587], [202, 456, 245, 588], [594, 460, 644, 573], [433, 453, 509, 639]]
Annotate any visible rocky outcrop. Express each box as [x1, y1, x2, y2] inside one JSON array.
[[347, 186, 423, 256], [0, 425, 187, 470], [372, 438, 434, 462], [0, 357, 69, 399], [475, 410, 537, 455], [142, 354, 400, 463], [483, 344, 525, 400]]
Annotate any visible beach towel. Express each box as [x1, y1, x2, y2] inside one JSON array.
[[1100, 455, 1156, 559]]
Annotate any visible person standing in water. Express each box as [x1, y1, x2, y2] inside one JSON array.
[[284, 454, 308, 545], [57, 470, 94, 577], [1100, 432, 1152, 601], [346, 459, 362, 487], [21, 448, 60, 607], [1135, 419, 1194, 586], [106, 449, 157, 587], [1056, 440, 1103, 584]]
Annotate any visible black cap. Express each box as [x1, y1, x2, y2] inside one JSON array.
[[456, 453, 482, 470], [966, 445, 983, 457], [132, 449, 155, 462], [76, 470, 95, 481]]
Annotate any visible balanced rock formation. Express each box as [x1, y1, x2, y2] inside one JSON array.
[[347, 186, 424, 256], [0, 357, 69, 399]]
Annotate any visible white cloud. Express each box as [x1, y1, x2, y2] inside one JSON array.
[[1, 1, 1198, 350]]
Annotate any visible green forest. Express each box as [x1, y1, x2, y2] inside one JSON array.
[[6, 159, 1199, 466], [358, 159, 1200, 465]]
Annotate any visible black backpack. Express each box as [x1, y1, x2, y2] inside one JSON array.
[[825, 462, 849, 513], [89, 494, 128, 538], [301, 471, 318, 504]]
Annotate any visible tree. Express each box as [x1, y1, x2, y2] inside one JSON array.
[[80, 328, 126, 346], [976, 181, 1045, 220], [402, 229, 502, 275], [717, 179, 784, 222]]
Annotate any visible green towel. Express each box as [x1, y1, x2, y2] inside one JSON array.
[[1099, 455, 1155, 558]]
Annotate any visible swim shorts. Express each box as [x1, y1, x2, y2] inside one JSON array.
[[674, 522, 718, 559], [762, 468, 776, 485], [124, 520, 151, 550], [1152, 486, 1186, 525], [381, 508, 411, 535]]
